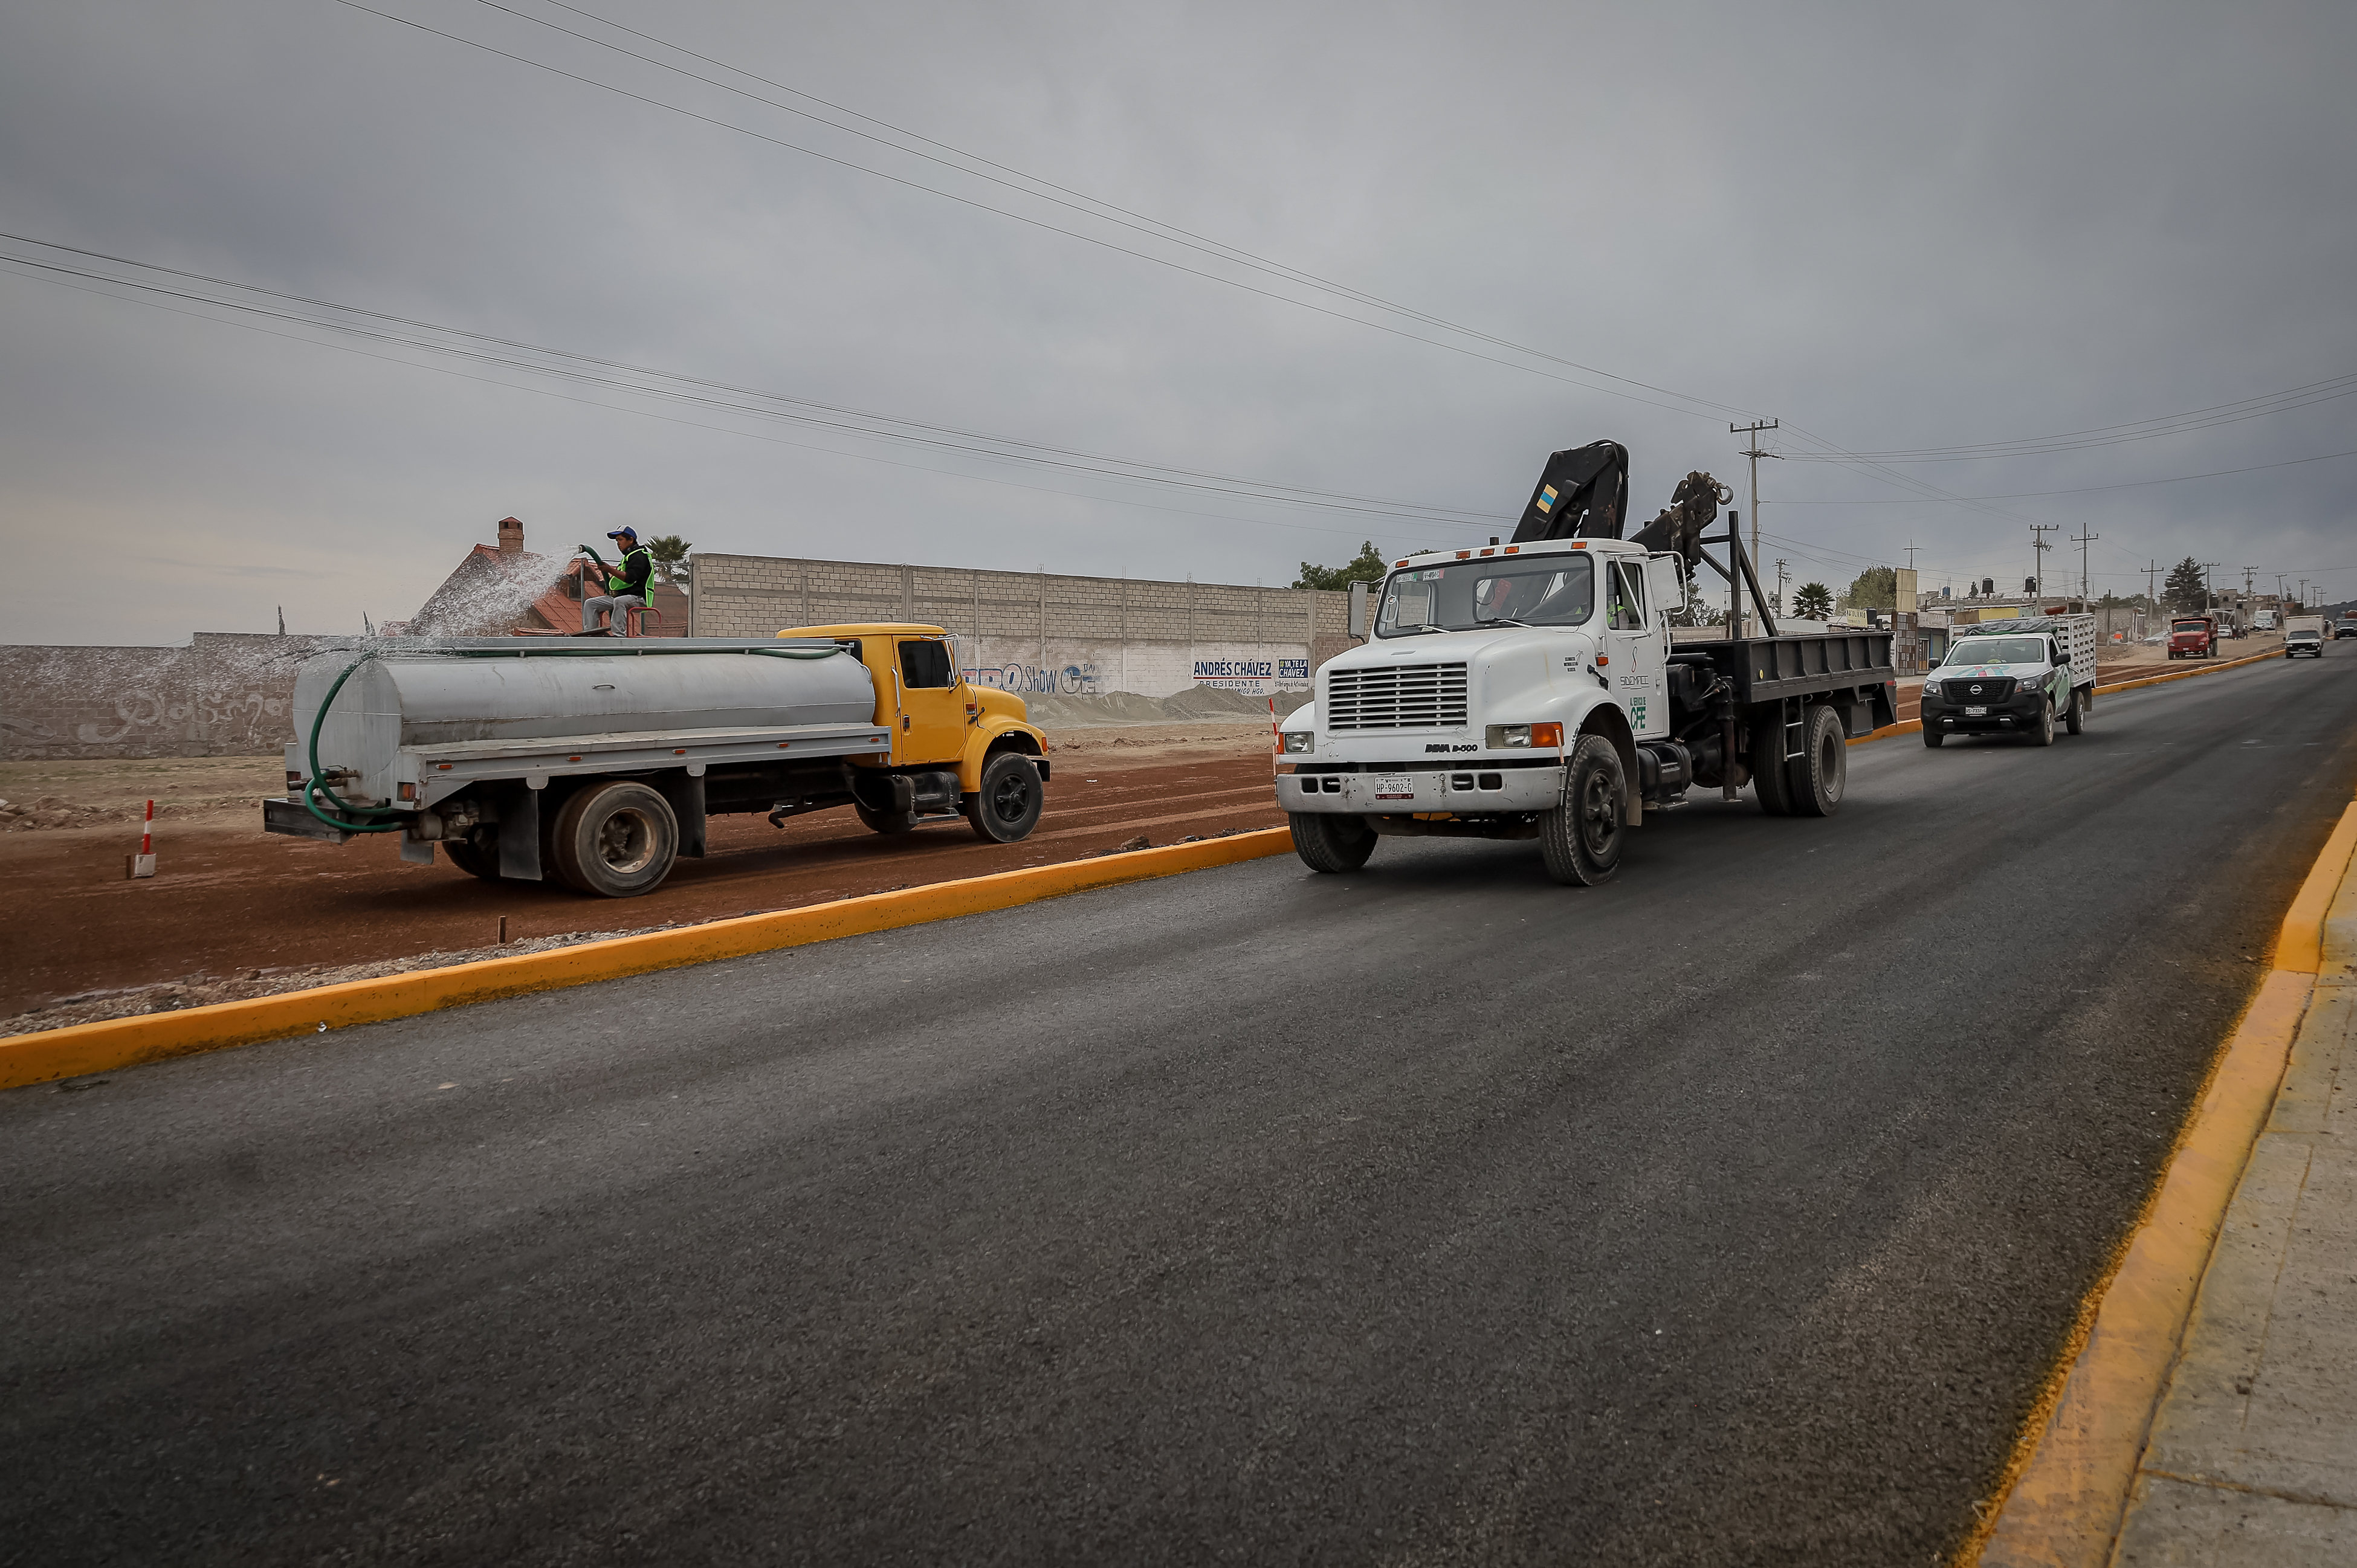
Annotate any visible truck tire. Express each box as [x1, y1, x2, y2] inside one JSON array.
[[549, 780, 679, 897], [855, 803, 916, 834], [966, 753, 1044, 843], [2027, 695, 2057, 747], [1790, 703, 1848, 817], [1749, 712, 1796, 816], [2064, 687, 2087, 735], [442, 827, 502, 881], [1540, 735, 1626, 886], [1290, 812, 1377, 873], [1922, 725, 1945, 748]]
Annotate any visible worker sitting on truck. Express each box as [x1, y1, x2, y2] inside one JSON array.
[[581, 528, 653, 637]]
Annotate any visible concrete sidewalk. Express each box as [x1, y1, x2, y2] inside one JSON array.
[[2112, 867, 2357, 1562]]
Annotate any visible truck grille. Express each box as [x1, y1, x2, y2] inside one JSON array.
[[1325, 662, 1469, 729], [1932, 677, 2014, 702]]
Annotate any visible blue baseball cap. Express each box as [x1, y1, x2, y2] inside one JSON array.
[[606, 527, 638, 543]]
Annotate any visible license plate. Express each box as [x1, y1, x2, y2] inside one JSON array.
[[1372, 774, 1415, 799], [1964, 706, 1988, 716]]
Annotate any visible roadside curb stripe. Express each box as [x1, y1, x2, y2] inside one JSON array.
[[1852, 648, 2283, 748], [0, 828, 1295, 1092], [1964, 792, 2357, 1566]]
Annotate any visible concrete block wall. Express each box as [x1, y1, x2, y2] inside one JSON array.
[[3, 634, 360, 761], [694, 553, 1362, 699]]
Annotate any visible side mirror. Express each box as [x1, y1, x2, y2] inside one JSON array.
[[1348, 581, 1369, 639]]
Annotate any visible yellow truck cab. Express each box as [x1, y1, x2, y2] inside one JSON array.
[[781, 623, 1051, 842]]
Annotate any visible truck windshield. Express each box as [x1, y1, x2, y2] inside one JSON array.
[[2172, 621, 2208, 633], [1376, 555, 1594, 637], [1945, 637, 2045, 666]]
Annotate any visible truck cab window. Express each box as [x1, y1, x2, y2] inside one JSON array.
[[1609, 562, 1647, 628], [899, 638, 955, 688], [1377, 555, 1594, 636]]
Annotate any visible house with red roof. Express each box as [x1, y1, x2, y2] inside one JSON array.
[[386, 517, 689, 637]]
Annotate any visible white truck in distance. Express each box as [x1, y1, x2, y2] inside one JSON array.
[[1275, 532, 1897, 886], [2284, 616, 2326, 657]]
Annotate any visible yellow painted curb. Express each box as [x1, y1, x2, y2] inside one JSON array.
[[2277, 796, 2357, 975], [0, 827, 1295, 1092], [1964, 792, 2357, 1567]]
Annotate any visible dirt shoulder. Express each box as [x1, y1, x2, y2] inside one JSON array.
[[0, 723, 1288, 1030]]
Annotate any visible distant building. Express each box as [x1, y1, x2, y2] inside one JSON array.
[[383, 517, 688, 637]]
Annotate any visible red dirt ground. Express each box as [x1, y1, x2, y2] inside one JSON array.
[[0, 747, 1288, 1016]]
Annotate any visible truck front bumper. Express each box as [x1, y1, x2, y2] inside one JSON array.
[[1921, 689, 2051, 735], [1277, 764, 1560, 816]]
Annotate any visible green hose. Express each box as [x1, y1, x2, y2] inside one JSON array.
[[301, 653, 406, 834]]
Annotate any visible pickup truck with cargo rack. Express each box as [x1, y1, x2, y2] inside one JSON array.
[[263, 624, 1049, 896], [1275, 440, 1896, 886], [1919, 613, 2098, 746], [2285, 616, 2326, 657]]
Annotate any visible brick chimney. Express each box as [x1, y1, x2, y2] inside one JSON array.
[[496, 516, 524, 556]]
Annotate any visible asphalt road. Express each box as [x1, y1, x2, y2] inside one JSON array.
[[7, 650, 2355, 1566]]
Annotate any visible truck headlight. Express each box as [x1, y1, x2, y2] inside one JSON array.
[[1282, 731, 1314, 753], [1485, 723, 1563, 749]]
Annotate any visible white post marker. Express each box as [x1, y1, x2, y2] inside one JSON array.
[[130, 798, 156, 879]]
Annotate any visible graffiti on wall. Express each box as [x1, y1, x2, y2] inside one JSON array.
[[965, 662, 1102, 695], [74, 688, 291, 748]]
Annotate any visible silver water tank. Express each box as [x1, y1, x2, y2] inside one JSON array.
[[291, 642, 878, 802]]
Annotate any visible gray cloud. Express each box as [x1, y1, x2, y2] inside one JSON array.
[[4, 0, 2353, 644]]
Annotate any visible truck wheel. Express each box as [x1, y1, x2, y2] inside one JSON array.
[[1749, 713, 1796, 816], [1791, 704, 1848, 818], [442, 827, 502, 881], [2027, 697, 2057, 747], [855, 804, 916, 834], [966, 753, 1044, 843], [1922, 726, 1945, 748], [549, 780, 679, 897], [1289, 812, 1377, 873], [2065, 688, 2086, 735], [1540, 735, 1625, 886]]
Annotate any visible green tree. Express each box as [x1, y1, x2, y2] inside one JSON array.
[[1295, 540, 1391, 590], [644, 534, 693, 586], [2162, 557, 2208, 614], [1793, 581, 1834, 619], [1844, 565, 1897, 610]]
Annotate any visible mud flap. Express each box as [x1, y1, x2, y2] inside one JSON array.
[[495, 782, 542, 881]]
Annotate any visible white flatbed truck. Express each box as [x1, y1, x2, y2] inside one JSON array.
[[1274, 441, 1896, 885]]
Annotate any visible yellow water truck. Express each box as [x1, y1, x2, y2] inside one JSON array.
[[264, 623, 1050, 896]]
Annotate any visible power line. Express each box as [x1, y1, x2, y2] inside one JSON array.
[[1777, 372, 2357, 462], [324, 0, 1748, 425], [1767, 445, 2357, 502], [467, 3, 2357, 478], [0, 234, 1516, 533]]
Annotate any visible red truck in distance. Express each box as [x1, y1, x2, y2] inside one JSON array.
[[2167, 615, 2219, 659]]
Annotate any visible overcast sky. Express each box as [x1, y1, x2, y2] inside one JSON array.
[[4, 0, 2352, 645]]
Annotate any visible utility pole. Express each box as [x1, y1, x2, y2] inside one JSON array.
[[2202, 563, 2223, 612], [2071, 529, 2099, 604], [2145, 560, 2160, 608], [2031, 524, 2059, 599], [1730, 419, 1780, 638], [1774, 558, 1788, 616]]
